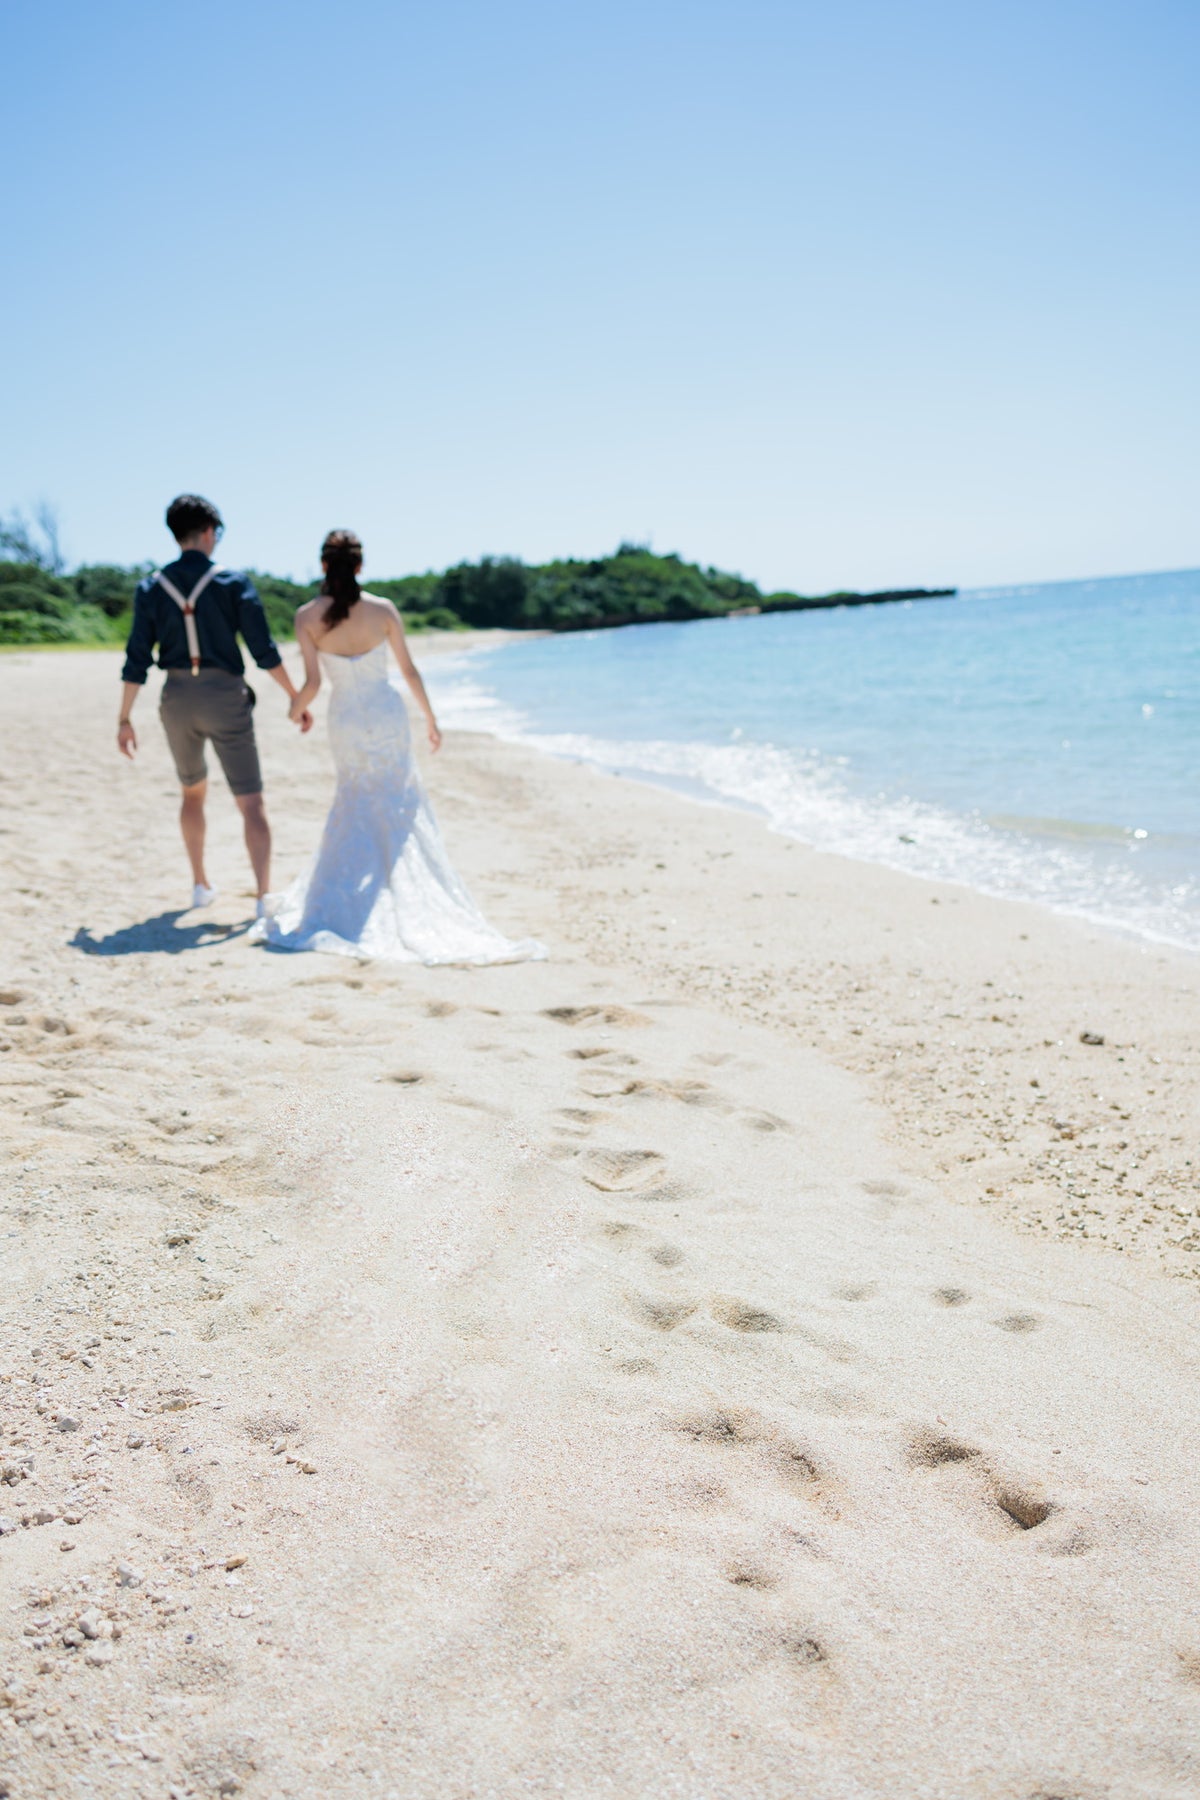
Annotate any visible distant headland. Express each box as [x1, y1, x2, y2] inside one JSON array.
[[0, 528, 955, 647]]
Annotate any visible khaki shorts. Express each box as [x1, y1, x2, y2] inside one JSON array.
[[159, 669, 262, 795]]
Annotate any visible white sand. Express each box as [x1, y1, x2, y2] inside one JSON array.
[[2, 646, 1199, 1800]]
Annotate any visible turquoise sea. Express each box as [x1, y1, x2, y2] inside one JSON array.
[[425, 569, 1200, 952]]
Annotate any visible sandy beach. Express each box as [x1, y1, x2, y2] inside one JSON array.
[[2, 643, 1200, 1800]]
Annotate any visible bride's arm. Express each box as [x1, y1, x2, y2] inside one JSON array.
[[288, 614, 322, 721], [385, 604, 442, 751]]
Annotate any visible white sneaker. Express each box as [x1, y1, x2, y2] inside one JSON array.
[[191, 883, 217, 909], [255, 898, 268, 921]]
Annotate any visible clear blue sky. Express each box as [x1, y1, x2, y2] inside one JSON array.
[[3, 0, 1197, 591]]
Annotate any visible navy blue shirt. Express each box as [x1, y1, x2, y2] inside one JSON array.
[[121, 551, 282, 685]]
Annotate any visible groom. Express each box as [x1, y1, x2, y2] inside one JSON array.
[[117, 494, 311, 914]]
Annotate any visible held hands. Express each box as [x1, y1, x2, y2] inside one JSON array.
[[288, 699, 314, 731], [117, 721, 137, 760]]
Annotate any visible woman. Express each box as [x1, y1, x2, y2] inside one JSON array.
[[252, 530, 544, 965]]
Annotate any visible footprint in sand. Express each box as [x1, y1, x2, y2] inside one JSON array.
[[675, 1406, 763, 1446], [629, 1295, 697, 1331], [907, 1429, 981, 1469], [907, 1427, 1055, 1533], [555, 1106, 605, 1131], [833, 1282, 877, 1302], [579, 1148, 667, 1192], [620, 1076, 725, 1109], [726, 1562, 780, 1591], [780, 1632, 830, 1669], [674, 1408, 829, 1501], [576, 1069, 642, 1098], [990, 1484, 1055, 1530], [767, 1442, 827, 1496], [994, 1311, 1042, 1333], [932, 1286, 971, 1306], [543, 1004, 651, 1029], [741, 1109, 793, 1133], [711, 1297, 787, 1334]]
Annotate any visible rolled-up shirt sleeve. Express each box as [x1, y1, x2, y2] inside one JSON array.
[[120, 579, 159, 684], [236, 576, 282, 671]]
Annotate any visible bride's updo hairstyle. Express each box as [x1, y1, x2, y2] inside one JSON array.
[[319, 529, 363, 630]]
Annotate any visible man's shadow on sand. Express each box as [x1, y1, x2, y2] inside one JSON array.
[[71, 910, 253, 957]]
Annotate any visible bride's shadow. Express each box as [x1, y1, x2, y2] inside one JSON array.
[[71, 910, 252, 957]]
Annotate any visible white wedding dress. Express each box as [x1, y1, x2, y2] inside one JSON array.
[[251, 643, 545, 965]]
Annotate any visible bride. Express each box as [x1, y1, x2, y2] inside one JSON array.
[[252, 530, 545, 965]]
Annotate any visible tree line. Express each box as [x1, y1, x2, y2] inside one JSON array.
[[0, 508, 953, 646]]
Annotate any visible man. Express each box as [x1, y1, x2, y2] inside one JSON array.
[[117, 494, 311, 914]]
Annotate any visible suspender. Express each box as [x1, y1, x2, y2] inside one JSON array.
[[154, 564, 223, 675]]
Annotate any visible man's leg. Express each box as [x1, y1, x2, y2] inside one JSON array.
[[180, 781, 210, 888], [160, 679, 210, 898], [210, 678, 268, 901], [235, 792, 271, 899]]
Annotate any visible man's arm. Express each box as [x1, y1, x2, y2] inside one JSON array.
[[233, 575, 311, 728], [118, 581, 158, 758], [234, 575, 283, 673], [120, 579, 157, 685], [117, 681, 141, 759]]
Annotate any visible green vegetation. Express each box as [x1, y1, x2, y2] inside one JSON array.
[[435, 546, 761, 631], [0, 562, 132, 646], [0, 508, 954, 647], [245, 572, 319, 644]]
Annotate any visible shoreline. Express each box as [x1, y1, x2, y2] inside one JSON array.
[[2, 649, 1198, 1797], [438, 712, 1200, 960], [424, 642, 1200, 962], [425, 725, 1199, 1283]]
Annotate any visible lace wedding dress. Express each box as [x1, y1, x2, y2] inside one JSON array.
[[251, 644, 545, 965]]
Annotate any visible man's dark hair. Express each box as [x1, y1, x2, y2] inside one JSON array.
[[166, 494, 223, 543]]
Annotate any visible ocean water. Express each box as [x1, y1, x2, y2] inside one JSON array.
[[424, 569, 1200, 952]]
